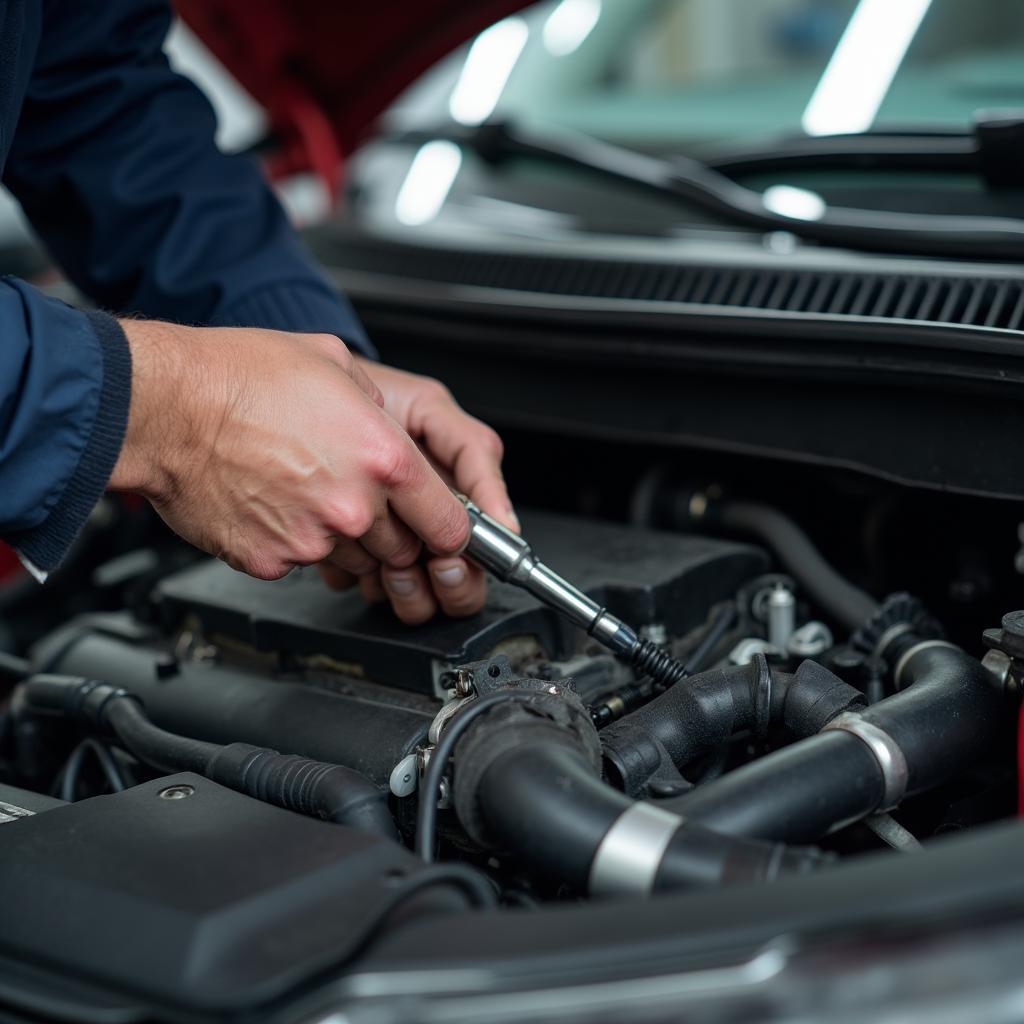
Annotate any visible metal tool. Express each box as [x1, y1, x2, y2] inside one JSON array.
[[457, 495, 689, 687]]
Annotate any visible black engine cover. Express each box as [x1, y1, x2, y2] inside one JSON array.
[[157, 509, 767, 695], [0, 774, 454, 1014]]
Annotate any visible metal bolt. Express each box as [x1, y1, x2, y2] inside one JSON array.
[[159, 784, 195, 801], [453, 668, 475, 697], [982, 648, 1015, 693], [767, 584, 796, 652], [437, 777, 451, 809]]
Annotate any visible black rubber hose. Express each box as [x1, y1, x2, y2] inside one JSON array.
[[23, 675, 398, 839], [36, 629, 432, 788], [690, 499, 878, 632], [859, 642, 1004, 795], [601, 658, 865, 795], [206, 742, 398, 839], [105, 698, 220, 773], [661, 643, 1008, 843], [415, 690, 539, 862], [471, 740, 827, 894], [661, 730, 885, 843]]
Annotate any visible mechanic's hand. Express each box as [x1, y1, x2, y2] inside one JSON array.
[[317, 357, 518, 623], [109, 322, 484, 604]]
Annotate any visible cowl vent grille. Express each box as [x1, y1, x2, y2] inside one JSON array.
[[337, 241, 1024, 333]]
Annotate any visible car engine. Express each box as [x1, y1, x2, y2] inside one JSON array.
[[0, 473, 1019, 1015]]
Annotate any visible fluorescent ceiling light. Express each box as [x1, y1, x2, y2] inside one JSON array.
[[801, 0, 932, 136], [543, 0, 602, 57], [449, 17, 530, 125], [763, 185, 826, 222], [394, 141, 463, 226]]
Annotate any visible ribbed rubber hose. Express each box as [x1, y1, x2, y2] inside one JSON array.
[[23, 675, 398, 839], [601, 658, 865, 795]]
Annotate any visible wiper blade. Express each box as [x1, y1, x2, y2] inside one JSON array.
[[701, 129, 979, 177], [389, 120, 1024, 261]]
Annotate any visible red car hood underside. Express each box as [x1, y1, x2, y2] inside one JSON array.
[[174, 1, 531, 192]]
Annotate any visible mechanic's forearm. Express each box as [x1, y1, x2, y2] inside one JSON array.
[[109, 319, 198, 502]]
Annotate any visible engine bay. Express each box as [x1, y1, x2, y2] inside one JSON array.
[[0, 473, 1020, 1019]]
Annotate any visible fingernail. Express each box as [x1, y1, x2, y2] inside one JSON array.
[[387, 575, 419, 597], [507, 509, 520, 532], [433, 565, 465, 587]]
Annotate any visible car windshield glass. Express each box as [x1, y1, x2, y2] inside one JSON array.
[[389, 0, 1024, 150]]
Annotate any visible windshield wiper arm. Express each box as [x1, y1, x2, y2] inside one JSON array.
[[701, 130, 978, 177], [389, 119, 1024, 261], [703, 116, 1024, 185]]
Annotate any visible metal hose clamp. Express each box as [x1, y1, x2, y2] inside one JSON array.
[[821, 712, 909, 811], [893, 640, 960, 691], [588, 802, 682, 897]]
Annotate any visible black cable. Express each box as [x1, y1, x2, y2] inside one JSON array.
[[58, 738, 127, 801], [348, 864, 499, 960], [416, 691, 537, 862], [383, 864, 498, 911], [682, 602, 737, 676]]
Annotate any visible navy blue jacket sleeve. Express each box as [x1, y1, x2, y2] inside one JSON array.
[[0, 0, 375, 572], [3, 0, 373, 352], [0, 281, 130, 571]]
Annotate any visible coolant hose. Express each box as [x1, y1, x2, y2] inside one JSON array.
[[686, 497, 878, 632], [453, 698, 828, 896], [22, 675, 398, 839], [660, 641, 1008, 842]]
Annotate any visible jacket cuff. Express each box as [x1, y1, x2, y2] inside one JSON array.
[[7, 311, 132, 572], [215, 281, 378, 358]]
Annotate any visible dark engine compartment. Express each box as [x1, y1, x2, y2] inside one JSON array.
[[0, 443, 1022, 1021]]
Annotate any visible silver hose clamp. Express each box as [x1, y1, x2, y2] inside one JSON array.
[[427, 695, 475, 745], [588, 802, 682, 897], [821, 712, 909, 811], [873, 621, 914, 660], [893, 640, 960, 691]]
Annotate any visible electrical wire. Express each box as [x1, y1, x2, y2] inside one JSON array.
[[415, 691, 537, 863], [58, 738, 127, 802], [682, 602, 738, 677]]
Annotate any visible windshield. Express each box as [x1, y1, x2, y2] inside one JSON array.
[[390, 0, 1024, 148]]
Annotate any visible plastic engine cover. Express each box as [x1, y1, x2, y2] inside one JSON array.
[[157, 509, 768, 695], [0, 774, 461, 1014]]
